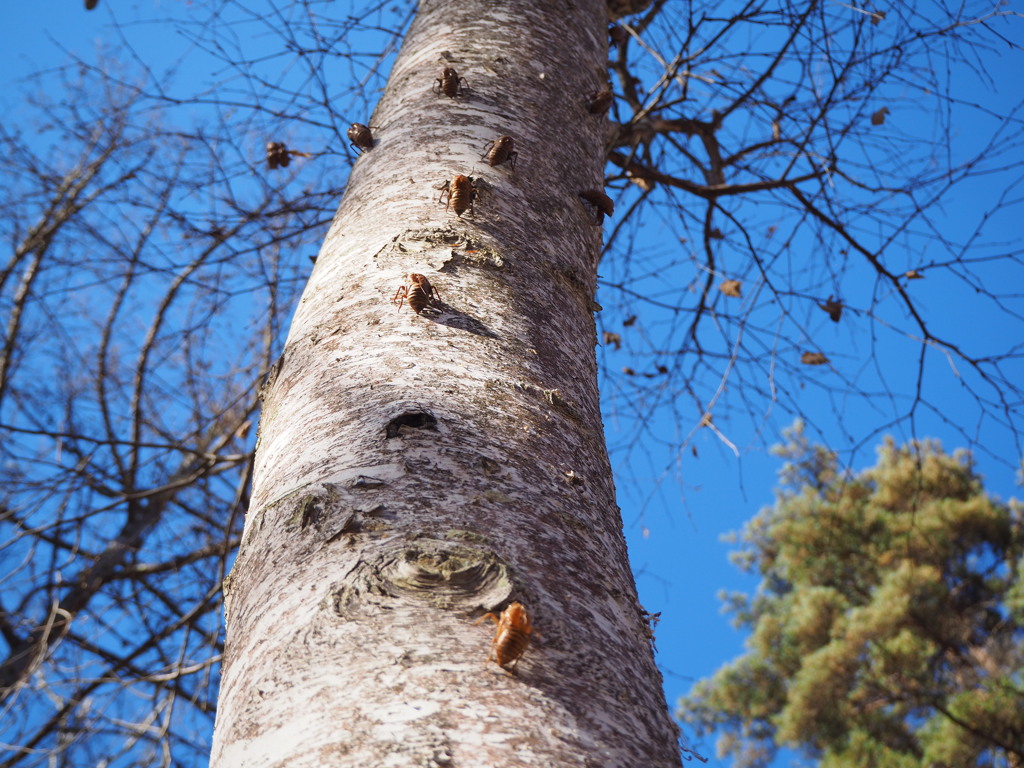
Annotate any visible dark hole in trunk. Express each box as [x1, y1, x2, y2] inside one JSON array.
[[385, 411, 438, 438]]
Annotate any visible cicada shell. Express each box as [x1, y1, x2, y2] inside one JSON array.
[[393, 273, 442, 315], [475, 602, 534, 674], [579, 189, 614, 224], [481, 136, 518, 170], [347, 123, 374, 153], [433, 67, 467, 98], [588, 89, 614, 115], [439, 174, 477, 217]]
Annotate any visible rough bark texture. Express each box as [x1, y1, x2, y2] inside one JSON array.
[[211, 1, 682, 766]]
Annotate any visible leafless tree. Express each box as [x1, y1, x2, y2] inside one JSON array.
[[1, 0, 1021, 766], [0, 56, 334, 767]]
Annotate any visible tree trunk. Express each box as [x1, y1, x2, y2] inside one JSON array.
[[211, 1, 681, 766]]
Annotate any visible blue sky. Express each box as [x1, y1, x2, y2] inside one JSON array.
[[3, 3, 1022, 766]]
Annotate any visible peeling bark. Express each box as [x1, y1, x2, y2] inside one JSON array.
[[211, 1, 682, 766]]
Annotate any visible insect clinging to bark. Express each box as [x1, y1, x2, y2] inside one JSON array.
[[481, 136, 518, 170], [438, 174, 477, 217], [579, 189, 615, 224], [474, 602, 534, 674], [433, 67, 467, 98], [347, 123, 374, 153], [588, 88, 614, 115], [392, 273, 442, 314]]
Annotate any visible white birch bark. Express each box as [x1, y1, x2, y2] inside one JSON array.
[[211, 1, 682, 766]]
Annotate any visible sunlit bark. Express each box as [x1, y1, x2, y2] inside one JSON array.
[[211, 0, 682, 766]]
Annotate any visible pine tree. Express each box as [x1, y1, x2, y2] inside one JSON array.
[[680, 423, 1024, 767]]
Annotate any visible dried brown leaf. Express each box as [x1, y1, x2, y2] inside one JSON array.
[[818, 296, 843, 322], [720, 279, 742, 298]]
